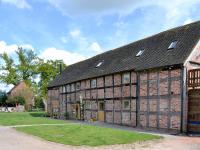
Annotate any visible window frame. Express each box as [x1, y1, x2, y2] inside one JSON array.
[[71, 83, 75, 92], [168, 41, 178, 50], [91, 79, 97, 88], [136, 49, 145, 57], [123, 73, 130, 84], [123, 100, 130, 110], [76, 82, 80, 90]]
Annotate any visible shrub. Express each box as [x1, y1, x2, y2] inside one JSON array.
[[7, 96, 25, 105], [35, 97, 45, 109]]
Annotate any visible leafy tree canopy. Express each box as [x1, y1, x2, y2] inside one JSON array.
[[0, 47, 66, 106]]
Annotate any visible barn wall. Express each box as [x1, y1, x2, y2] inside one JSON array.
[[47, 88, 60, 116], [138, 69, 182, 132], [48, 68, 183, 133]]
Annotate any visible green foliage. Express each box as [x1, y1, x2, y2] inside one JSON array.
[[35, 96, 45, 109], [16, 47, 39, 85], [37, 59, 66, 99], [0, 47, 66, 107], [7, 96, 25, 105], [0, 90, 7, 105], [0, 53, 19, 85]]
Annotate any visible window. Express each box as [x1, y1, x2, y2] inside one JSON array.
[[62, 86, 66, 93], [96, 61, 104, 68], [99, 102, 105, 111], [168, 41, 177, 50], [136, 49, 145, 57], [66, 85, 70, 92], [76, 82, 80, 90], [91, 79, 97, 88], [85, 101, 91, 109], [123, 73, 130, 83], [123, 101, 130, 109], [71, 84, 75, 92]]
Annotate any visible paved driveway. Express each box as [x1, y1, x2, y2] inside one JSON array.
[[0, 126, 200, 150]]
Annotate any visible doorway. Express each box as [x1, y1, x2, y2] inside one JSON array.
[[98, 101, 105, 122], [72, 104, 80, 119]]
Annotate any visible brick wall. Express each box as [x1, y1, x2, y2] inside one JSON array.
[[138, 68, 182, 132], [48, 68, 182, 133]]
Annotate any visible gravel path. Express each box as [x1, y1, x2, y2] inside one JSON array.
[[0, 126, 200, 150]]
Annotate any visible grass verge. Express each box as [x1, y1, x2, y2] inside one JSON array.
[[0, 112, 161, 146], [0, 112, 67, 126], [16, 124, 161, 146]]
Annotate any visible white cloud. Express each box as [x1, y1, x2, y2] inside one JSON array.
[[1, 0, 31, 9], [70, 29, 81, 38], [0, 83, 14, 92], [20, 44, 34, 50], [48, 0, 200, 17], [88, 42, 103, 54], [0, 41, 18, 55], [48, 0, 200, 27], [0, 41, 34, 55], [39, 47, 86, 65], [183, 18, 193, 25], [60, 36, 68, 44]]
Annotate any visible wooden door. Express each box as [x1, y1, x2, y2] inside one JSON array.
[[188, 89, 200, 134], [72, 104, 80, 119], [98, 101, 105, 122]]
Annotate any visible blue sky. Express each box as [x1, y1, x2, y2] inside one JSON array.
[[0, 0, 200, 91]]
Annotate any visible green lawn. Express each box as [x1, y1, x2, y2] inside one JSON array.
[[0, 112, 161, 146], [0, 112, 67, 126]]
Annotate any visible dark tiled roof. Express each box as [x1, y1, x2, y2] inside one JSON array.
[[48, 21, 200, 88]]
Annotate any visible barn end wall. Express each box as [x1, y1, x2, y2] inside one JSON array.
[[48, 68, 183, 133]]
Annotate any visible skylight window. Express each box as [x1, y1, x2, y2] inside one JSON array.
[[168, 41, 177, 50], [136, 49, 145, 57], [96, 61, 104, 68]]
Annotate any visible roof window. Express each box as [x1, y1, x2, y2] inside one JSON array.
[[136, 49, 145, 57], [168, 41, 177, 50], [96, 61, 104, 68]]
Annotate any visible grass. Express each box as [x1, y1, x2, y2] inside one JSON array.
[[0, 112, 67, 126], [0, 112, 161, 146], [16, 124, 161, 146]]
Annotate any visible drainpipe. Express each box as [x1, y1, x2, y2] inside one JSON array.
[[181, 66, 187, 133]]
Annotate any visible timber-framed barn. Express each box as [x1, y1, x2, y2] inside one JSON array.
[[47, 21, 200, 134]]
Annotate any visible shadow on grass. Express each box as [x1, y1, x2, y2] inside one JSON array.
[[29, 112, 46, 117]]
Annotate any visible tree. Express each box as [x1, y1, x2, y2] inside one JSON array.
[[0, 53, 19, 85], [16, 47, 39, 85], [35, 96, 44, 109], [7, 96, 25, 106], [0, 90, 7, 106], [37, 60, 66, 111], [0, 47, 39, 86], [0, 47, 66, 111]]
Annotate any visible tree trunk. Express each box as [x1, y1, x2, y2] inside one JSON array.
[[43, 99, 47, 112]]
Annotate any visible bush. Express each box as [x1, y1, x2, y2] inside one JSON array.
[[35, 97, 45, 109], [64, 112, 70, 119], [0, 91, 7, 106], [7, 96, 25, 105]]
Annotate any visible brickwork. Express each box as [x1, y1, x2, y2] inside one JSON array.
[[106, 112, 113, 123], [138, 69, 182, 132], [48, 68, 182, 133]]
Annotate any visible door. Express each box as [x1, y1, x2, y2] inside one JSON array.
[[76, 104, 81, 119], [72, 104, 80, 119], [188, 89, 200, 134], [98, 101, 105, 122]]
